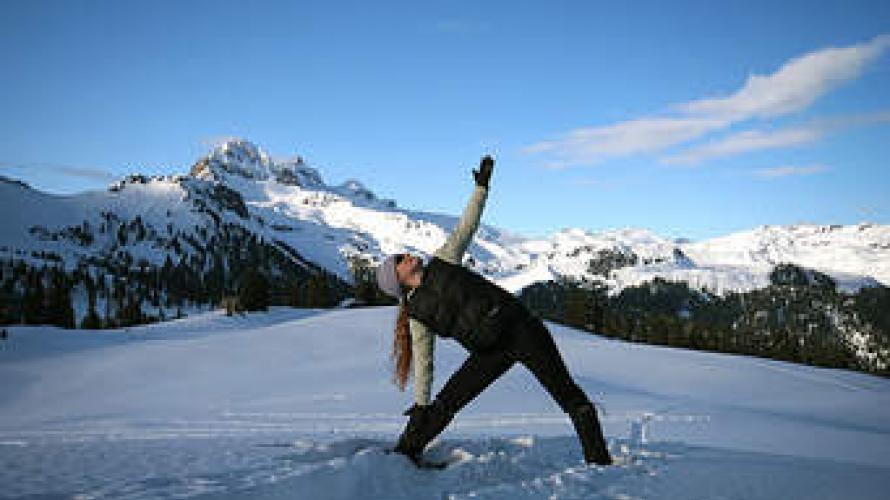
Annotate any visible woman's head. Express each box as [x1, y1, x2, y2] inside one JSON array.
[[376, 253, 424, 391], [376, 253, 424, 299]]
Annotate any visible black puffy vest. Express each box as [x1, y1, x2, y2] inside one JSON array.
[[407, 257, 525, 352]]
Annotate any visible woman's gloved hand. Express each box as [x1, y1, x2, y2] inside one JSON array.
[[473, 155, 494, 188]]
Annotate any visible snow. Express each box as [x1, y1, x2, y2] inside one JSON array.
[[2, 307, 889, 499], [682, 223, 890, 291], [0, 173, 205, 272]]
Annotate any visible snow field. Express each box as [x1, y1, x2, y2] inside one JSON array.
[[1, 306, 889, 499]]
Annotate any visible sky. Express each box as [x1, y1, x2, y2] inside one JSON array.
[[2, 0, 889, 241]]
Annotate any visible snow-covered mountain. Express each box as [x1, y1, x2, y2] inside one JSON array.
[[3, 138, 889, 303]]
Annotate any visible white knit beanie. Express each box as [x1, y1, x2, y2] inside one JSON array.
[[376, 254, 402, 299]]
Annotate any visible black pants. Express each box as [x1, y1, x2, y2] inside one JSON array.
[[434, 314, 591, 416]]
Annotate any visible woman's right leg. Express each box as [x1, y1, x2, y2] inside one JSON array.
[[434, 348, 515, 414], [395, 348, 514, 461]]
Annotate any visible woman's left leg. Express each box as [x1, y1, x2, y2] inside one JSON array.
[[510, 317, 613, 465], [508, 318, 591, 412]]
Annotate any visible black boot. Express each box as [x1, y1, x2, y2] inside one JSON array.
[[393, 401, 454, 466], [393, 410, 427, 463], [569, 403, 612, 466]]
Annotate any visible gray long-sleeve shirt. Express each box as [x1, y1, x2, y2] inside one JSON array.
[[407, 184, 489, 406]]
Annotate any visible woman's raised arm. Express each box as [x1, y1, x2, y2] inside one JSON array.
[[434, 156, 494, 264]]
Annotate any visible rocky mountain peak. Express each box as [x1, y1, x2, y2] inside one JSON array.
[[187, 138, 331, 192], [189, 138, 274, 182]]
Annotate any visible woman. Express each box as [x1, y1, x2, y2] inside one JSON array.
[[375, 156, 612, 467]]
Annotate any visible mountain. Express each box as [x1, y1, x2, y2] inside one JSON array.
[[2, 138, 890, 325]]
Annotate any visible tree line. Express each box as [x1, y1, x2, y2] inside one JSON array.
[[0, 215, 356, 327], [518, 263, 890, 377], [0, 247, 397, 329]]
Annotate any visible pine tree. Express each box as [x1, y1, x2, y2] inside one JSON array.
[[306, 272, 332, 308], [80, 305, 103, 329], [45, 268, 75, 328], [22, 269, 46, 325], [238, 269, 269, 311], [348, 256, 389, 306], [289, 278, 307, 307], [563, 285, 588, 329], [117, 293, 143, 327]]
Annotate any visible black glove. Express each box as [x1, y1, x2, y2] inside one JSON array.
[[473, 155, 494, 188]]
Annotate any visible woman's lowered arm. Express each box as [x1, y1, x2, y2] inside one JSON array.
[[410, 317, 434, 406]]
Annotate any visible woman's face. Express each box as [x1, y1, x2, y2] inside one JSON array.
[[395, 253, 422, 285]]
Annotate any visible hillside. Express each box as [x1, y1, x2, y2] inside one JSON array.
[[1, 307, 888, 499]]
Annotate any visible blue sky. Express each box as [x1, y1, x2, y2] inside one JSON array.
[[2, 0, 889, 241]]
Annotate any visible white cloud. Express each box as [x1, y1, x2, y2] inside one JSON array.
[[680, 35, 890, 120], [55, 165, 118, 182], [663, 127, 822, 165], [523, 34, 890, 167], [663, 110, 890, 165], [753, 164, 829, 178], [0, 161, 117, 182], [808, 108, 890, 131], [523, 116, 726, 166]]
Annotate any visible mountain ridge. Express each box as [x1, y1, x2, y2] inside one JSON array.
[[3, 138, 889, 297]]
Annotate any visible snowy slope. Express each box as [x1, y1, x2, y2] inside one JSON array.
[[682, 223, 890, 292], [3, 139, 890, 295], [1, 307, 889, 499], [1, 173, 208, 269]]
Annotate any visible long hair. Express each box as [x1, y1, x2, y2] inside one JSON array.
[[392, 291, 412, 391]]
